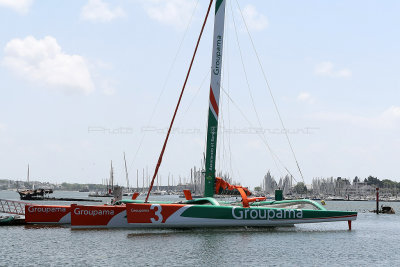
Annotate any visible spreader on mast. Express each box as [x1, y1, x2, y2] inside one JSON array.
[[204, 0, 226, 197]]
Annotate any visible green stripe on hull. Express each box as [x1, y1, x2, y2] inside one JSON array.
[[180, 205, 357, 221]]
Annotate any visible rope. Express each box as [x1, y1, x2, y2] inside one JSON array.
[[128, 0, 200, 175], [145, 0, 214, 202]]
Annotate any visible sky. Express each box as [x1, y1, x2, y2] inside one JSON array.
[[0, 0, 399, 189]]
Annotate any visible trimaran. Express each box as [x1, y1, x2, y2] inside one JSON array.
[[25, 0, 357, 229]]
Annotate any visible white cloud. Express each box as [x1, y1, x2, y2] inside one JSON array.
[[314, 61, 352, 78], [90, 60, 116, 95], [240, 4, 268, 31], [139, 0, 197, 30], [2, 36, 95, 94], [81, 0, 125, 22], [380, 106, 400, 128], [297, 92, 315, 104], [0, 0, 33, 14], [382, 106, 400, 119], [0, 123, 6, 132]]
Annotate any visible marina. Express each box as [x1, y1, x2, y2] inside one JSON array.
[[1, 191, 399, 265]]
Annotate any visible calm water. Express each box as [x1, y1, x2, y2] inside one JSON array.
[[1, 190, 400, 266]]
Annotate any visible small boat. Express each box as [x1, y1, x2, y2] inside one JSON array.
[[88, 191, 113, 197], [0, 215, 26, 226], [152, 190, 167, 196], [371, 205, 395, 214], [381, 206, 395, 214], [0, 215, 15, 225], [79, 188, 89, 192], [18, 188, 53, 200]]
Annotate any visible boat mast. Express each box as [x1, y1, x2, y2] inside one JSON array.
[[110, 160, 114, 191], [204, 0, 226, 197], [123, 152, 129, 190], [27, 164, 30, 186]]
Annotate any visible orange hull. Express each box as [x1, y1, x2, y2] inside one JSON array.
[[71, 204, 128, 228], [25, 205, 71, 224]]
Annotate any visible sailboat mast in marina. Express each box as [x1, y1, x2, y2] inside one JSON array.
[[123, 152, 129, 190]]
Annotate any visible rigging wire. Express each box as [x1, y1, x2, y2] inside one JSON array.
[[220, 88, 228, 176], [219, 80, 228, 177], [145, 0, 214, 202], [214, 1, 240, 182], [224, 2, 236, 180], [217, 14, 226, 178], [128, 0, 200, 174], [229, 2, 284, 179], [235, 0, 305, 183], [220, 85, 298, 183]]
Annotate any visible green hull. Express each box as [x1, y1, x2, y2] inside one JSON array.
[[0, 216, 15, 225]]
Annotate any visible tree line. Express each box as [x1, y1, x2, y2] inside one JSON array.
[[293, 176, 400, 194]]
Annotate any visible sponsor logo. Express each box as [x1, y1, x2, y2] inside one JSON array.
[[73, 208, 115, 216], [27, 206, 67, 213], [232, 207, 303, 220], [213, 35, 222, 75], [130, 209, 150, 213], [127, 204, 163, 224], [207, 125, 217, 171]]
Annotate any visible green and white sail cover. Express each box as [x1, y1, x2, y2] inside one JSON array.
[[204, 0, 226, 197]]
